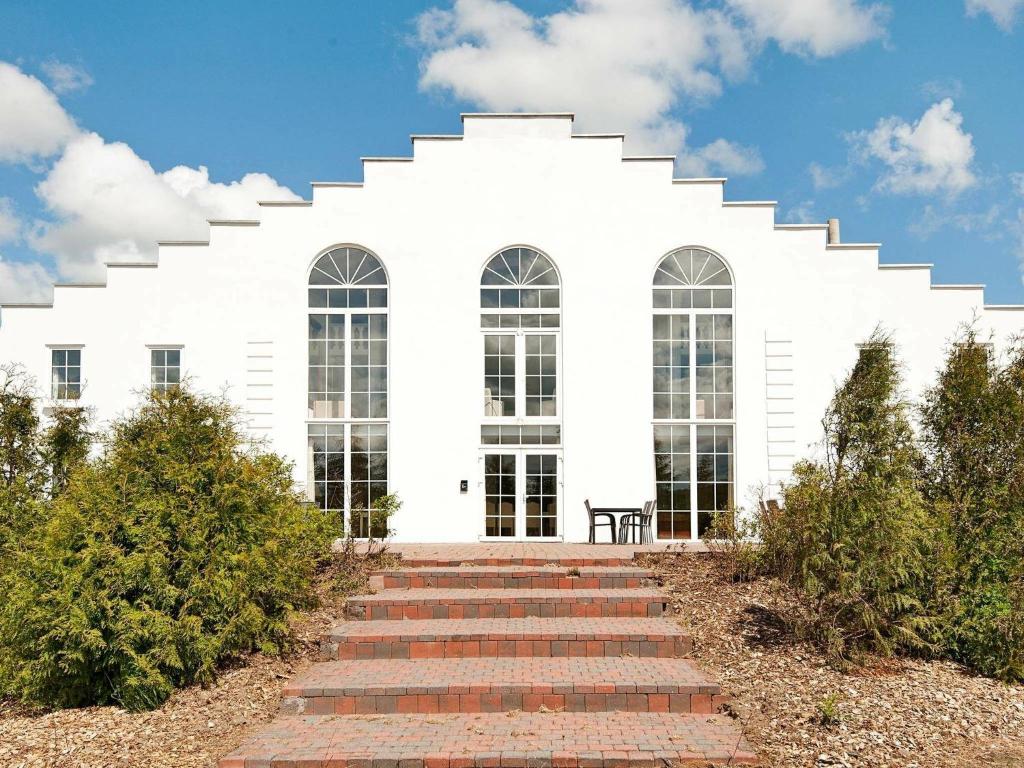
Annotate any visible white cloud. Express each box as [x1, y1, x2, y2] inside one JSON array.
[[0, 61, 80, 164], [30, 132, 300, 281], [677, 137, 764, 176], [1011, 171, 1024, 197], [850, 99, 977, 196], [0, 198, 20, 244], [784, 199, 818, 223], [725, 0, 889, 57], [921, 78, 964, 101], [966, 0, 1024, 30], [808, 161, 853, 190], [0, 60, 300, 294], [40, 59, 94, 94], [908, 203, 1002, 239], [0, 255, 53, 304], [415, 0, 888, 173]]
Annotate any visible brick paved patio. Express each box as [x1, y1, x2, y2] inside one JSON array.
[[221, 544, 755, 766], [356, 542, 702, 566]]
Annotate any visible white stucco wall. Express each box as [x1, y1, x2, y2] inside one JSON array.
[[1, 113, 1021, 542]]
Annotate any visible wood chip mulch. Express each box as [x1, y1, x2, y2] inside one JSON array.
[[642, 552, 1024, 768]]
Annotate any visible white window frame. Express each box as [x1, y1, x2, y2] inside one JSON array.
[[46, 344, 84, 402], [147, 345, 183, 392], [651, 247, 737, 541], [306, 246, 390, 539], [479, 246, 564, 541]]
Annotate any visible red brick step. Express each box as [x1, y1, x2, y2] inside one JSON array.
[[321, 616, 692, 660], [346, 588, 669, 620], [280, 657, 725, 715], [218, 712, 758, 767], [372, 566, 657, 591]]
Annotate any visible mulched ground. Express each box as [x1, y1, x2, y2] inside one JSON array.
[[1, 551, 1022, 767], [642, 552, 1024, 768]]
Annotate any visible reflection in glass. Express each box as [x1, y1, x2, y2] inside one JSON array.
[[525, 454, 558, 537], [485, 454, 516, 537]]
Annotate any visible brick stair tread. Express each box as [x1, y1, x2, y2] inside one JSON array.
[[283, 657, 720, 697], [374, 566, 655, 577], [349, 588, 667, 605], [219, 712, 757, 766], [325, 616, 688, 642]]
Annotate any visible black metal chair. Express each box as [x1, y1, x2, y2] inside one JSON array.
[[585, 499, 616, 544], [618, 500, 655, 544]]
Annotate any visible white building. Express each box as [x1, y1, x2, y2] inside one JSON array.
[[2, 113, 1021, 543]]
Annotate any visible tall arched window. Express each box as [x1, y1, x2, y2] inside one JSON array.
[[480, 246, 562, 539], [307, 246, 388, 538], [652, 247, 734, 540]]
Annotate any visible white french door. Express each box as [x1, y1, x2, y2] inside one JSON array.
[[481, 449, 562, 540]]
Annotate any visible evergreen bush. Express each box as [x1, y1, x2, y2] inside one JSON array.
[[0, 386, 336, 710], [764, 333, 936, 664], [919, 331, 1024, 681]]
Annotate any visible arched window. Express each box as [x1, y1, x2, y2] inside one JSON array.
[[479, 246, 562, 539], [306, 246, 388, 539], [652, 248, 734, 540]]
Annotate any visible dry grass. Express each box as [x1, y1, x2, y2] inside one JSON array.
[[642, 552, 1024, 768]]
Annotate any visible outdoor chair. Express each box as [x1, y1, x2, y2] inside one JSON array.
[[585, 499, 616, 544], [618, 500, 655, 544]]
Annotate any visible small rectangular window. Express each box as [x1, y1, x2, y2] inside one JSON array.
[[51, 348, 82, 400], [150, 348, 181, 392]]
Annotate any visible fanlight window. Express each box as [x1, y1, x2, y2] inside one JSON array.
[[309, 247, 388, 310], [310, 248, 387, 285], [480, 247, 560, 329], [653, 248, 732, 310]]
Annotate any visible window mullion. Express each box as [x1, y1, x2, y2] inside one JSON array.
[[516, 331, 525, 418], [345, 313, 352, 421], [344, 422, 352, 536]]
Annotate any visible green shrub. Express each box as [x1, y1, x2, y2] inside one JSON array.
[[41, 403, 93, 497], [766, 333, 936, 665], [0, 386, 337, 710], [702, 507, 760, 582], [919, 331, 1024, 681]]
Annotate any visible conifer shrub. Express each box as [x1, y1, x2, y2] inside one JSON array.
[[919, 331, 1024, 681], [763, 333, 936, 664], [0, 386, 336, 710]]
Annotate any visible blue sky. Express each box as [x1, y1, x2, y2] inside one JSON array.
[[1, 0, 1023, 302]]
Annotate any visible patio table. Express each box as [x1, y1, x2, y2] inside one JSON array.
[[590, 507, 643, 543]]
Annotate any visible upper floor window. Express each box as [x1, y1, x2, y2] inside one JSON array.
[[307, 247, 388, 420], [51, 348, 81, 400], [653, 249, 734, 421], [481, 247, 560, 419], [150, 348, 181, 392]]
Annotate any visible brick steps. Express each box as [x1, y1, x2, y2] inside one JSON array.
[[220, 545, 756, 767], [218, 712, 757, 767], [281, 657, 725, 715], [321, 616, 693, 660], [372, 566, 657, 590], [346, 589, 669, 620]]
